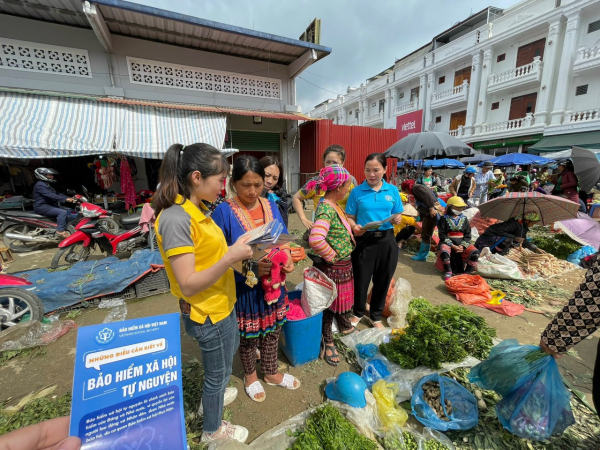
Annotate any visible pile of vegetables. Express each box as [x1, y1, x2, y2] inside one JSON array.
[[379, 298, 496, 370], [530, 234, 580, 260], [506, 247, 575, 278], [382, 428, 452, 450], [486, 279, 571, 308], [290, 404, 377, 450], [421, 381, 453, 422]]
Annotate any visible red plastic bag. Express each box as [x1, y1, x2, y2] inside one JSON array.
[[368, 279, 395, 317], [445, 274, 491, 305]]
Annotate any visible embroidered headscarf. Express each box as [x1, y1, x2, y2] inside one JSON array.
[[305, 165, 350, 192]]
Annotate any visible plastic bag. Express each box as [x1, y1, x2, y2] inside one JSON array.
[[387, 278, 411, 329], [340, 328, 391, 367], [411, 374, 479, 431], [98, 298, 125, 308], [367, 278, 395, 317], [468, 339, 575, 440], [567, 245, 597, 266], [477, 247, 525, 280], [470, 226, 479, 243], [463, 207, 479, 224], [103, 304, 128, 323], [372, 380, 408, 430], [382, 426, 456, 450], [0, 320, 76, 351], [445, 274, 492, 305], [300, 267, 337, 317], [362, 355, 392, 388]]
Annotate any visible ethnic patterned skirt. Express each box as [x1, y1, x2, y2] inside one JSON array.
[[315, 258, 354, 314], [235, 280, 288, 339]]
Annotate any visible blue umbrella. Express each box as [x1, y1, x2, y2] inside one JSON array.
[[397, 159, 423, 167], [423, 158, 465, 169], [485, 153, 555, 167]]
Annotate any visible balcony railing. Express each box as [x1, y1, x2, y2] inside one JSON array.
[[488, 58, 542, 93], [431, 81, 469, 109], [394, 99, 418, 115], [574, 44, 600, 73], [564, 108, 600, 124], [481, 114, 534, 134], [447, 126, 464, 137], [365, 111, 384, 125]]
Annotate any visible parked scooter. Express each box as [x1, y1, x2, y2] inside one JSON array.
[[0, 273, 44, 332], [50, 208, 150, 269], [0, 189, 119, 253]]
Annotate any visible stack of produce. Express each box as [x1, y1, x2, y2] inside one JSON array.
[[421, 381, 453, 422], [290, 404, 378, 450], [505, 248, 574, 278], [530, 233, 580, 260], [380, 298, 496, 370], [382, 428, 452, 450]]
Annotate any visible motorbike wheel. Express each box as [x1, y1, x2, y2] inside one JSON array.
[[97, 218, 120, 234], [51, 243, 91, 269], [0, 289, 44, 331], [2, 224, 43, 253]]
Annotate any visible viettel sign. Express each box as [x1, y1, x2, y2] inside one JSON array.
[[396, 109, 423, 140]]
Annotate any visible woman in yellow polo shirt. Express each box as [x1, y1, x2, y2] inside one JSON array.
[[153, 143, 253, 445], [292, 144, 357, 232]]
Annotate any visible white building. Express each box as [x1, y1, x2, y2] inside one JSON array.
[[0, 0, 331, 192], [309, 0, 600, 156]]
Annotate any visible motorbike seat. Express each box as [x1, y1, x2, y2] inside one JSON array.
[[120, 212, 142, 227], [1, 211, 49, 220]]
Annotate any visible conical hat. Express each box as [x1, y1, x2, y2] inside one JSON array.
[[401, 203, 419, 217]]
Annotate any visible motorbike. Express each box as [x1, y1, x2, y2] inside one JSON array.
[[50, 207, 149, 269], [0, 272, 44, 332], [0, 188, 120, 253]]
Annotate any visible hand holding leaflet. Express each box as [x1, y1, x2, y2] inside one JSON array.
[[361, 214, 401, 231]]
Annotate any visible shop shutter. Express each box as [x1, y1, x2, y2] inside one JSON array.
[[224, 130, 281, 152]]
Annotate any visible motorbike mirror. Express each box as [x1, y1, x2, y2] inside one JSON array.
[[66, 189, 76, 196], [82, 185, 89, 196]]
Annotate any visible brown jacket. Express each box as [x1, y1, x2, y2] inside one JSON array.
[[449, 175, 476, 198]]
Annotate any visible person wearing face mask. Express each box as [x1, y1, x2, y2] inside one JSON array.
[[346, 153, 404, 329], [212, 156, 300, 405], [435, 196, 479, 280]]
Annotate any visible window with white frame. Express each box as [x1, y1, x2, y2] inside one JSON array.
[[379, 99, 385, 113], [127, 57, 281, 99]]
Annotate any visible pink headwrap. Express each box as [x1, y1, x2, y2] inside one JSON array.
[[305, 164, 350, 192]]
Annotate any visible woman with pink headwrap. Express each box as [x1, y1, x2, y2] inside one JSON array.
[[308, 165, 356, 366]]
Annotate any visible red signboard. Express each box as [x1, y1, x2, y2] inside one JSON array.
[[396, 109, 423, 140]]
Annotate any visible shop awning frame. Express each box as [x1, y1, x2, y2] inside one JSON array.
[[529, 131, 600, 153]]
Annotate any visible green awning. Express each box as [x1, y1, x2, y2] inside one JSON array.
[[529, 131, 600, 152], [224, 130, 281, 152], [472, 134, 542, 150]]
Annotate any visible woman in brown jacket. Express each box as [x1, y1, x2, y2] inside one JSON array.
[[449, 167, 477, 204]]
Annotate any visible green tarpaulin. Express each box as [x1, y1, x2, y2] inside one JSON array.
[[530, 131, 600, 152]]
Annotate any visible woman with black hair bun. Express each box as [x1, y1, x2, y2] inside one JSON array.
[[212, 155, 300, 404], [259, 155, 290, 227]]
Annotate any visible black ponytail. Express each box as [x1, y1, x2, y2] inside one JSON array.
[[154, 143, 229, 215]]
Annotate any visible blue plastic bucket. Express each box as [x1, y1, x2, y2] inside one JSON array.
[[280, 290, 323, 366]]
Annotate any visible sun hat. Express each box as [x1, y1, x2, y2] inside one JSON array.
[[401, 203, 419, 217], [493, 169, 503, 175], [482, 162, 494, 168], [446, 196, 467, 208]]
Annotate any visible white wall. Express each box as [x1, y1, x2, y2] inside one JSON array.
[[577, 8, 600, 48], [567, 72, 600, 111]]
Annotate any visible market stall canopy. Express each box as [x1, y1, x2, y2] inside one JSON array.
[[555, 212, 600, 250], [485, 153, 555, 167], [477, 192, 579, 226], [396, 159, 423, 167], [529, 131, 600, 153], [384, 132, 473, 160], [423, 158, 465, 169], [461, 154, 495, 164], [0, 91, 227, 159]]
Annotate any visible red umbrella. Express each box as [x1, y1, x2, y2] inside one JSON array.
[[477, 192, 579, 226]]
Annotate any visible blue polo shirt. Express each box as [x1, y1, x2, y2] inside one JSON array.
[[346, 180, 404, 230]]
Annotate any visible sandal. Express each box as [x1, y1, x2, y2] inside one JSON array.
[[244, 380, 266, 403], [350, 315, 362, 327], [265, 373, 301, 390], [369, 319, 385, 329], [320, 341, 340, 366]]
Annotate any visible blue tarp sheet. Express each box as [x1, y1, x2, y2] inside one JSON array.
[[11, 249, 164, 313]]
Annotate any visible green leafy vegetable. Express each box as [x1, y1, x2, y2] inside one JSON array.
[[531, 234, 580, 260], [290, 404, 378, 450], [380, 298, 496, 369]]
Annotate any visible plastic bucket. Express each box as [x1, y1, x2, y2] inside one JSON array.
[[280, 290, 323, 366]]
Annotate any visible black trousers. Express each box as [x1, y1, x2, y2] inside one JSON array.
[[352, 230, 398, 322], [395, 226, 415, 243]]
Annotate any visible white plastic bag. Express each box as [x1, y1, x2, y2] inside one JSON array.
[[477, 247, 524, 280], [301, 267, 337, 317], [463, 207, 479, 223], [470, 226, 479, 244], [387, 278, 411, 329]]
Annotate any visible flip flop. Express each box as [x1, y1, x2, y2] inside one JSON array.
[[350, 315, 362, 327], [341, 326, 360, 336], [265, 373, 301, 390], [369, 319, 385, 329], [244, 380, 266, 403]]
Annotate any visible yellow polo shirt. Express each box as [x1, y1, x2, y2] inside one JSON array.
[[155, 195, 235, 324]]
